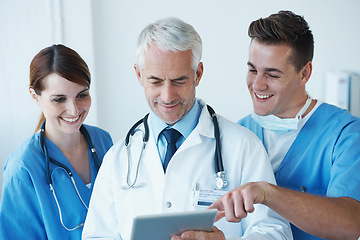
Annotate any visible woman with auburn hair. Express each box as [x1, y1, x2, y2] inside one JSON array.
[[0, 44, 113, 239]]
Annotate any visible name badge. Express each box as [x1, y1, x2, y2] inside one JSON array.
[[193, 189, 227, 208]]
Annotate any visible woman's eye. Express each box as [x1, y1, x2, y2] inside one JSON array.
[[78, 93, 89, 99], [53, 98, 65, 103]]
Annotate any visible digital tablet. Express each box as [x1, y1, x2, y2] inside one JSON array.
[[130, 209, 217, 240]]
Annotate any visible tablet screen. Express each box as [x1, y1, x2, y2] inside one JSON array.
[[130, 209, 217, 240]]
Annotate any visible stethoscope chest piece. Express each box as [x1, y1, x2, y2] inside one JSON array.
[[215, 171, 228, 190]]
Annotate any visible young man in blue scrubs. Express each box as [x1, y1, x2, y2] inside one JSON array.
[[210, 10, 360, 240]]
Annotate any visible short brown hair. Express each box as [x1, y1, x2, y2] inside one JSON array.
[[248, 10, 314, 72]]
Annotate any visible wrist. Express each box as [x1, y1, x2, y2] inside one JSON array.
[[259, 181, 276, 206]]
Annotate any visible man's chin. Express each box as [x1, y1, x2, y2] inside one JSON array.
[[163, 118, 178, 126], [159, 114, 181, 126], [253, 108, 271, 117]]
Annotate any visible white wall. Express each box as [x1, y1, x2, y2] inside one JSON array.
[[1, 0, 360, 201], [91, 0, 360, 143]]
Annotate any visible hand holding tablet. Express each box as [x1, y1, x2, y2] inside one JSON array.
[[130, 209, 218, 240]]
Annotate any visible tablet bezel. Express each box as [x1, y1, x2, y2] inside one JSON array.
[[130, 209, 217, 240]]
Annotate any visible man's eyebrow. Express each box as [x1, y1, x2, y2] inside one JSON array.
[[247, 62, 255, 68], [247, 61, 284, 74], [148, 75, 162, 80], [170, 76, 189, 81], [265, 68, 284, 74], [147, 75, 190, 81]]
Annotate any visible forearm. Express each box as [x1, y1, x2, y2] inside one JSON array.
[[264, 183, 360, 240]]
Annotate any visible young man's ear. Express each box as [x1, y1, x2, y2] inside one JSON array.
[[299, 61, 312, 86]]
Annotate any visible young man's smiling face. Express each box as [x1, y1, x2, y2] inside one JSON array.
[[246, 39, 309, 118]]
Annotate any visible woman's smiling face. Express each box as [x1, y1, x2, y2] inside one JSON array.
[[31, 73, 91, 136]]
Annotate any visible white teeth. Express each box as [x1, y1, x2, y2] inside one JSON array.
[[61, 115, 80, 122], [255, 93, 273, 99]]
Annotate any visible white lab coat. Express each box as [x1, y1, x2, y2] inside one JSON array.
[[83, 100, 292, 240]]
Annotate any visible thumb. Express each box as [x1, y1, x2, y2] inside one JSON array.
[[214, 211, 225, 222]]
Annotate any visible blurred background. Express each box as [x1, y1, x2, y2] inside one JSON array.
[[1, 0, 360, 201]]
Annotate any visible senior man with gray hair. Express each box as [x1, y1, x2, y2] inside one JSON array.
[[82, 17, 292, 240]]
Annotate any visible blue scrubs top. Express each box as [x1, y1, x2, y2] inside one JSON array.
[[0, 125, 113, 240], [238, 103, 360, 240]]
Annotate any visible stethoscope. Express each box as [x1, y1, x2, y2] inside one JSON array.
[[121, 105, 228, 191], [39, 121, 101, 231]]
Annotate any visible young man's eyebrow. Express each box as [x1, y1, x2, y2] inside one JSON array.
[[247, 61, 284, 74], [264, 68, 283, 74]]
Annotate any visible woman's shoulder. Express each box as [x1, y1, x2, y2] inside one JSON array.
[[4, 133, 43, 182], [7, 134, 41, 162], [82, 124, 113, 149], [82, 124, 112, 139]]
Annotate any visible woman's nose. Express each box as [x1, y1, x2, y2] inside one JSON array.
[[66, 100, 79, 115]]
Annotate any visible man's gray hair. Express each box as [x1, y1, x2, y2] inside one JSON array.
[[136, 17, 202, 70]]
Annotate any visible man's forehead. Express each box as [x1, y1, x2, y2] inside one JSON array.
[[249, 41, 294, 67]]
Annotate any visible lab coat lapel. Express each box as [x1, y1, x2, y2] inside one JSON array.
[[141, 120, 166, 186], [174, 104, 215, 154]]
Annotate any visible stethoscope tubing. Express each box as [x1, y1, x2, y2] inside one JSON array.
[[39, 121, 101, 185], [125, 114, 150, 146], [49, 168, 86, 231], [206, 105, 224, 174], [122, 105, 227, 190], [121, 114, 149, 190], [39, 120, 101, 231]]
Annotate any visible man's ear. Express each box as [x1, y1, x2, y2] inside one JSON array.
[[298, 61, 312, 86], [194, 62, 204, 87], [134, 64, 144, 86]]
